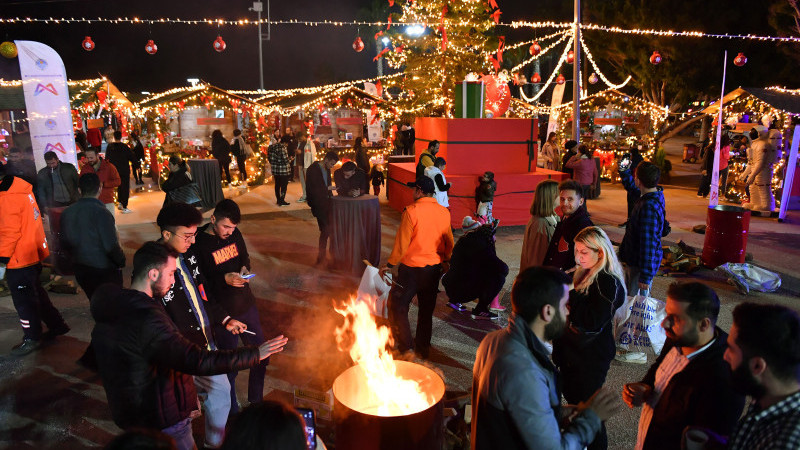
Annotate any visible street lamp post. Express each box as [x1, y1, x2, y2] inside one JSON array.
[[250, 1, 269, 90], [572, 0, 581, 142]]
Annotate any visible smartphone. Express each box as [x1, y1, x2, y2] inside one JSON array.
[[296, 407, 317, 450], [619, 156, 632, 171], [241, 273, 256, 279]]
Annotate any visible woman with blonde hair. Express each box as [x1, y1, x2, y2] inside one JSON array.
[[520, 179, 560, 271], [552, 226, 626, 450]]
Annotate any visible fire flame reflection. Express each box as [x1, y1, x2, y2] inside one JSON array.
[[334, 298, 433, 416]]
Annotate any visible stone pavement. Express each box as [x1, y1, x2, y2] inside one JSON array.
[[1, 141, 799, 449]]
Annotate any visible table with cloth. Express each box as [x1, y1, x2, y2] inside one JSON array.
[[187, 159, 225, 209], [329, 195, 381, 274]]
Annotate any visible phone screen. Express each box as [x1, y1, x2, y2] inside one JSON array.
[[619, 157, 631, 170], [241, 273, 256, 279], [296, 408, 316, 450]]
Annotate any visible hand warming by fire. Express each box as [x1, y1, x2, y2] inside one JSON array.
[[333, 298, 440, 417]]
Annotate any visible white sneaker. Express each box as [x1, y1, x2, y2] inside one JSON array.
[[615, 351, 647, 364], [297, 197, 307, 203], [121, 208, 133, 214]]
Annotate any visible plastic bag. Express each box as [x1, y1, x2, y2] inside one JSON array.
[[715, 262, 781, 295], [356, 266, 392, 318], [613, 294, 667, 356]]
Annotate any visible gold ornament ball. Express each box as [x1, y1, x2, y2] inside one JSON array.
[[0, 41, 18, 59]]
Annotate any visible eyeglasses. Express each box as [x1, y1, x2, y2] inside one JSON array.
[[172, 231, 197, 242]]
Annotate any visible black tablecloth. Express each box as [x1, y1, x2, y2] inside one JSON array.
[[187, 159, 224, 209], [330, 195, 381, 274]]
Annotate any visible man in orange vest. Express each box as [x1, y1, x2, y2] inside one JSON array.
[[381, 176, 453, 359], [0, 172, 70, 356]]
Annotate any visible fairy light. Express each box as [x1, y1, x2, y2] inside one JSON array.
[[578, 33, 631, 90], [230, 73, 404, 99], [509, 32, 571, 73], [519, 33, 574, 104]]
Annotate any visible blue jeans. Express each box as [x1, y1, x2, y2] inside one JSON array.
[[213, 305, 268, 414], [161, 417, 196, 450], [193, 374, 231, 448]]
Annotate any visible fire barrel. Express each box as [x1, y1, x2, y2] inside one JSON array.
[[332, 361, 445, 450], [702, 205, 751, 268]]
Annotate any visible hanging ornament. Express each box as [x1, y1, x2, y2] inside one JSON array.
[[82, 36, 95, 51], [649, 51, 662, 65], [733, 52, 747, 66], [213, 35, 226, 52], [0, 41, 18, 59], [481, 74, 511, 118], [145, 39, 158, 55], [530, 72, 542, 84], [556, 73, 566, 85], [588, 73, 599, 84], [566, 50, 574, 64], [353, 36, 365, 52], [529, 41, 541, 56]]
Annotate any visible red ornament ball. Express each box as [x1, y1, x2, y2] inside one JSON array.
[[556, 73, 566, 85], [649, 51, 662, 65], [529, 41, 541, 56], [734, 52, 747, 67], [82, 36, 95, 51], [145, 39, 158, 55], [213, 36, 226, 52], [566, 50, 574, 64], [530, 72, 542, 84], [588, 73, 599, 84], [352, 37, 365, 52]]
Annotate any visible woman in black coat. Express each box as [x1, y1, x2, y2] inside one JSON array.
[[211, 129, 232, 184], [552, 226, 626, 450]]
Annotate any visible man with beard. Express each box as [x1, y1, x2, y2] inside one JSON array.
[[471, 266, 621, 450], [622, 282, 744, 450], [725, 303, 800, 450], [90, 242, 287, 450], [543, 180, 593, 272]]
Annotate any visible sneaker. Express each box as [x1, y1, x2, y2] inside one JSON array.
[[121, 208, 133, 214], [471, 310, 499, 320], [11, 339, 41, 356], [43, 323, 70, 340], [614, 351, 648, 364], [447, 302, 467, 312], [489, 304, 506, 312], [116, 204, 123, 210], [297, 197, 307, 203]]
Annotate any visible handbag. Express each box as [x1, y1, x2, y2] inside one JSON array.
[[167, 182, 203, 206]]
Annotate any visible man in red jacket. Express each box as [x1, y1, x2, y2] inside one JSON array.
[[0, 174, 70, 356], [80, 148, 121, 218]]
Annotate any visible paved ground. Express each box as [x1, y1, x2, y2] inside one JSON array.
[[1, 137, 799, 449]]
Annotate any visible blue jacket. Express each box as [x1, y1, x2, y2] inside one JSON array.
[[472, 314, 601, 450], [618, 169, 665, 286]]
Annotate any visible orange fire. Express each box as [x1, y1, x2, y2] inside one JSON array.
[[334, 297, 433, 416]]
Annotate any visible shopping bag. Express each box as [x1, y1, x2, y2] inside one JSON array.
[[356, 266, 391, 318], [613, 293, 667, 356]]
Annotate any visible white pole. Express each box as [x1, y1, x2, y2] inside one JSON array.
[[572, 0, 581, 142], [709, 51, 727, 207], [779, 125, 800, 221]]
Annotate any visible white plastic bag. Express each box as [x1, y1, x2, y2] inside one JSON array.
[[613, 294, 667, 356], [715, 262, 781, 295], [356, 266, 391, 318]]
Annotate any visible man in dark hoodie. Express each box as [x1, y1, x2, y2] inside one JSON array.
[[618, 161, 665, 296], [90, 242, 287, 450], [193, 199, 270, 415], [543, 179, 593, 272]]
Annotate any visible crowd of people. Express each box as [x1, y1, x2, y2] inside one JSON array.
[[2, 124, 800, 450]]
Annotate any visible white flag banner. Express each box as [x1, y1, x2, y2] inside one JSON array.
[[15, 40, 77, 171], [709, 51, 727, 208], [547, 83, 566, 137]]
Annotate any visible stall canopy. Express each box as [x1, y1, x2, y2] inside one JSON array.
[[0, 77, 133, 111], [702, 87, 800, 116], [136, 83, 266, 113], [256, 85, 388, 116]]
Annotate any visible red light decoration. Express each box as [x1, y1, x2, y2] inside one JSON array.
[[353, 37, 365, 52], [145, 39, 158, 55], [556, 73, 566, 85], [82, 36, 95, 51], [529, 41, 541, 56], [213, 36, 226, 52], [566, 50, 574, 64], [650, 51, 662, 65], [530, 72, 541, 84], [733, 52, 747, 66]]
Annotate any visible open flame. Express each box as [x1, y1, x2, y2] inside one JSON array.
[[334, 297, 433, 416]]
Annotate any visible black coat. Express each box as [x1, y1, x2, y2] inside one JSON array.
[[639, 328, 746, 450], [442, 228, 508, 298], [305, 161, 332, 218], [36, 161, 80, 207], [543, 205, 593, 271], [90, 284, 260, 431], [105, 142, 135, 176], [334, 167, 369, 196]]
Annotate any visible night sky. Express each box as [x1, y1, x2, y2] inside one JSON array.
[[0, 0, 562, 96]]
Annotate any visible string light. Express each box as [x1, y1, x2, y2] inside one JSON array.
[[509, 32, 571, 73], [519, 33, 574, 104], [229, 73, 404, 99], [578, 33, 631, 90]]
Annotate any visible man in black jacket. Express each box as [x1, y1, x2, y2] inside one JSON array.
[[305, 151, 339, 265], [156, 202, 250, 448], [194, 199, 272, 415], [333, 161, 368, 197], [543, 180, 593, 271], [104, 130, 136, 213], [622, 282, 744, 450], [36, 151, 79, 210], [91, 242, 287, 450]]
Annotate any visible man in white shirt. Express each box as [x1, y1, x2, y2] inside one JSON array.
[[622, 282, 745, 450]]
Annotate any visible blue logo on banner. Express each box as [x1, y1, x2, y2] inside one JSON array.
[[45, 119, 57, 129]]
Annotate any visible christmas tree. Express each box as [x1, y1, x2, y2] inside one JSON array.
[[382, 0, 500, 117]]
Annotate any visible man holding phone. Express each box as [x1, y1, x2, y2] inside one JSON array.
[[195, 199, 272, 415]]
